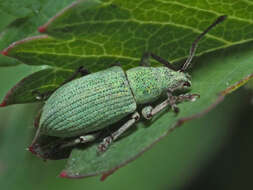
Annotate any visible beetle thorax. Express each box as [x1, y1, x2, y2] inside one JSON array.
[[126, 66, 191, 104]]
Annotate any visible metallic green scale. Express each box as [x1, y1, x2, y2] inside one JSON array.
[[39, 66, 189, 138]]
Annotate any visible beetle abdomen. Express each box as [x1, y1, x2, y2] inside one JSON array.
[[39, 66, 136, 137]]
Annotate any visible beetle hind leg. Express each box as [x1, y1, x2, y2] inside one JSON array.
[[97, 112, 140, 154]]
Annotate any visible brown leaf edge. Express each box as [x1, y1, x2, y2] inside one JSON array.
[[0, 35, 48, 58], [59, 73, 253, 181], [37, 0, 81, 33]]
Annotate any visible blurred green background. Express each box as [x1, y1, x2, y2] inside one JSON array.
[[0, 63, 252, 190]]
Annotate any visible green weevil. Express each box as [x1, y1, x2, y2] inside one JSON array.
[[30, 16, 226, 153]]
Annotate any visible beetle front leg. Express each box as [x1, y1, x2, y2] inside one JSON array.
[[142, 92, 200, 119], [97, 112, 140, 153]]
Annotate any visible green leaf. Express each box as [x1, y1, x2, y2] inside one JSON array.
[[4, 0, 253, 67], [1, 0, 233, 70]]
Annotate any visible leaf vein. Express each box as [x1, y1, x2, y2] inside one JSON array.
[[160, 0, 253, 24]]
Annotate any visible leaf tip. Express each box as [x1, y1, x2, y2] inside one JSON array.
[[59, 171, 68, 178], [0, 100, 7, 107], [38, 26, 47, 33], [100, 174, 108, 181], [100, 167, 118, 181], [28, 145, 37, 155], [1, 50, 8, 56]]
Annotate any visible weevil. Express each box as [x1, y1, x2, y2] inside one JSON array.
[[30, 16, 226, 153]]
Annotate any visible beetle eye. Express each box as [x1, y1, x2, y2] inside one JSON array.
[[183, 81, 191, 87]]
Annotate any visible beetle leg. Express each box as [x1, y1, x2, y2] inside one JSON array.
[[97, 112, 140, 153], [140, 52, 176, 70], [60, 133, 100, 149], [142, 92, 200, 119]]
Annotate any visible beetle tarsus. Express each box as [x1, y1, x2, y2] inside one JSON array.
[[97, 136, 113, 153]]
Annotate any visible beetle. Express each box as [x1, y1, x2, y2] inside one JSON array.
[[30, 16, 226, 153]]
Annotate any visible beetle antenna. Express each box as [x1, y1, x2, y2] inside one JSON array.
[[180, 15, 227, 72]]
